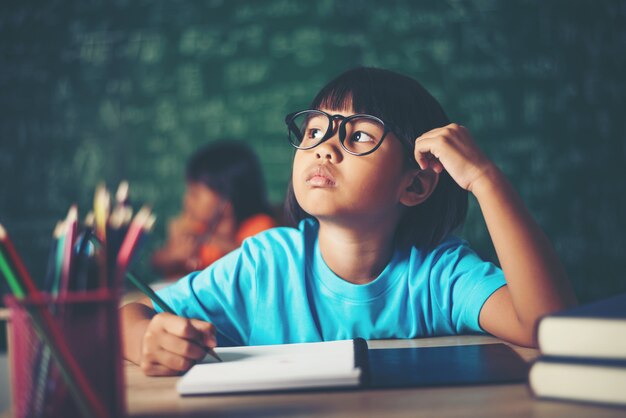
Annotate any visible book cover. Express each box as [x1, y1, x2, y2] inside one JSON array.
[[529, 356, 626, 406], [537, 292, 626, 359], [367, 343, 527, 388]]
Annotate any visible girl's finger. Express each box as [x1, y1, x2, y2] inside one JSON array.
[[432, 160, 445, 174], [413, 134, 441, 152], [155, 347, 195, 372], [162, 315, 204, 341], [422, 155, 445, 174], [189, 319, 218, 347], [413, 137, 440, 168], [158, 332, 207, 361], [140, 361, 180, 377], [414, 153, 432, 171]]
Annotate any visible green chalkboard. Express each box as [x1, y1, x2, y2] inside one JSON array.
[[1, 0, 625, 303]]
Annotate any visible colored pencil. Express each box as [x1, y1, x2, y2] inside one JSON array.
[[93, 184, 110, 288], [45, 216, 69, 410], [114, 206, 151, 288], [107, 186, 133, 280], [93, 184, 110, 243], [0, 248, 25, 298], [74, 228, 95, 291], [60, 205, 78, 295], [115, 180, 130, 208], [43, 222, 63, 293], [53, 221, 66, 294], [33, 222, 64, 414]]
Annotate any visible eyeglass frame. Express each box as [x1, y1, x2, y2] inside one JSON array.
[[284, 109, 415, 158]]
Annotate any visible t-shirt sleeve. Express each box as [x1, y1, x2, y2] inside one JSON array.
[[430, 239, 506, 334], [154, 244, 259, 346]]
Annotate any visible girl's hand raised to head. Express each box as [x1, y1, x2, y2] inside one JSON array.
[[413, 123, 496, 193], [139, 312, 217, 376]]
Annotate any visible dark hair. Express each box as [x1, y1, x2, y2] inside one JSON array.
[[187, 140, 272, 224], [285, 67, 468, 250]]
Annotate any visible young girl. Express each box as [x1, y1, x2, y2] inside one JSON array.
[[122, 67, 576, 376], [151, 141, 276, 277]]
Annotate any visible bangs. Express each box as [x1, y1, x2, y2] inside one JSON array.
[[309, 67, 448, 145], [311, 83, 354, 112], [310, 72, 384, 118]]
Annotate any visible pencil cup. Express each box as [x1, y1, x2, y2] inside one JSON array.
[[4, 290, 125, 418]]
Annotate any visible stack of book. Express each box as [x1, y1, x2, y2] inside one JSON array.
[[529, 292, 626, 406]]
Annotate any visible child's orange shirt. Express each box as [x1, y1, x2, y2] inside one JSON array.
[[198, 214, 276, 268]]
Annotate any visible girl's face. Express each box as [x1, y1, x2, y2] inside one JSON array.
[[292, 107, 412, 225]]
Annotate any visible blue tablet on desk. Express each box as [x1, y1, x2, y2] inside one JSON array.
[[366, 343, 528, 389]]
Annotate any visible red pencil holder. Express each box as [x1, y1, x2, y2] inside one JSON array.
[[4, 290, 125, 418]]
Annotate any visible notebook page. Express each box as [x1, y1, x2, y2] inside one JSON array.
[[177, 340, 361, 394]]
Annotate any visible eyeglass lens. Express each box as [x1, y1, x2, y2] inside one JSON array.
[[288, 111, 386, 155]]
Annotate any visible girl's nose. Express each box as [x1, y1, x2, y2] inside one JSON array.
[[315, 135, 342, 163], [315, 133, 343, 162]]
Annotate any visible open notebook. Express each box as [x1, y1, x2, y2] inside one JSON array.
[[177, 339, 369, 395]]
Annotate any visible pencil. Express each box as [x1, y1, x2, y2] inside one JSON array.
[[60, 205, 78, 295], [93, 184, 110, 289], [126, 271, 173, 313], [53, 221, 66, 294], [114, 206, 150, 288], [125, 271, 223, 363], [74, 228, 95, 291], [93, 183, 110, 243], [43, 222, 63, 293], [115, 180, 130, 208]]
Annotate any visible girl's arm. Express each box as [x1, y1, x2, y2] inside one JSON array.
[[414, 124, 577, 347], [469, 164, 577, 346]]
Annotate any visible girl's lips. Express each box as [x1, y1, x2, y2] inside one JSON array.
[[308, 175, 335, 187], [306, 165, 336, 187]]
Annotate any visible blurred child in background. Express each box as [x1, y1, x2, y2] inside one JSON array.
[[151, 141, 276, 277]]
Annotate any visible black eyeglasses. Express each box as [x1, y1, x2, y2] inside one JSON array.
[[285, 109, 409, 157]]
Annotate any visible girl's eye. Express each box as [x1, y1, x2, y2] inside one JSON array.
[[349, 131, 376, 143], [306, 128, 325, 140]]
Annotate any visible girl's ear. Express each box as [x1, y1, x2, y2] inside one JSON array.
[[399, 168, 439, 207]]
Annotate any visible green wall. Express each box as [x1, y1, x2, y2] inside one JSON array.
[[1, 0, 625, 302]]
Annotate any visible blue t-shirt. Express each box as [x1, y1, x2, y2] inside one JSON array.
[[155, 219, 506, 346]]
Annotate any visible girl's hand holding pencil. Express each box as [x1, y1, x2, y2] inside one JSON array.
[[135, 310, 219, 376], [126, 271, 223, 366]]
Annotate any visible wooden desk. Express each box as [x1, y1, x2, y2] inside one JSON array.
[[124, 336, 624, 418]]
